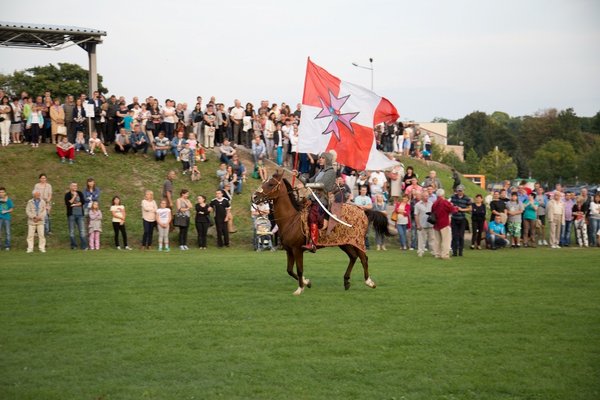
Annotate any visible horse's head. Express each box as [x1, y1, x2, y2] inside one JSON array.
[[252, 171, 284, 204]]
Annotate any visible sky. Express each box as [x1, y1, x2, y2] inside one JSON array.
[[1, 0, 599, 121]]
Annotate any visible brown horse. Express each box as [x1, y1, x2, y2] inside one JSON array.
[[252, 172, 389, 295]]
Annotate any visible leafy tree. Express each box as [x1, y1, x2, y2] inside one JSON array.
[[464, 148, 480, 173], [439, 149, 465, 172], [530, 139, 578, 185], [578, 139, 600, 182], [0, 63, 107, 99], [479, 147, 518, 183], [590, 111, 600, 134]]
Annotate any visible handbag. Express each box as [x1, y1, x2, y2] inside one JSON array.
[[391, 211, 398, 222], [426, 211, 437, 225], [173, 212, 189, 227], [57, 125, 67, 135]]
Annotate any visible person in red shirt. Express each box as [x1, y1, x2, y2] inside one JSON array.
[[431, 189, 456, 259]]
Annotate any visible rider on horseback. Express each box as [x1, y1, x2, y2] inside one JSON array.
[[293, 152, 337, 252]]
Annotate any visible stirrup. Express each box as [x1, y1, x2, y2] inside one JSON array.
[[302, 243, 317, 253]]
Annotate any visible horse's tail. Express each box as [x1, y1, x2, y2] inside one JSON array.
[[364, 209, 391, 237]]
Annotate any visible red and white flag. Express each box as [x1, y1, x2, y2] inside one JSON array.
[[297, 58, 400, 171]]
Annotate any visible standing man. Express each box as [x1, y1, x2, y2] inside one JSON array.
[[354, 185, 373, 251], [560, 191, 575, 247], [0, 187, 14, 250], [210, 190, 232, 248], [414, 191, 434, 257], [229, 99, 244, 146], [105, 95, 118, 144], [431, 189, 455, 260], [26, 190, 47, 253], [63, 95, 76, 143], [65, 182, 88, 250], [162, 170, 176, 209], [449, 184, 471, 256], [547, 191, 565, 249]]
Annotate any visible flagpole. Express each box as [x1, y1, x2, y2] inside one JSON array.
[[291, 150, 300, 187]]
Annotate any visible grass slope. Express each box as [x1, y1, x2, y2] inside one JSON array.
[[0, 143, 484, 250], [1, 248, 599, 399], [0, 144, 259, 249]]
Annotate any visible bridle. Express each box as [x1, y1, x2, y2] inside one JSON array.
[[253, 176, 283, 205]]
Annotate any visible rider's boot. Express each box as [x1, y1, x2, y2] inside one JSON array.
[[302, 223, 319, 253]]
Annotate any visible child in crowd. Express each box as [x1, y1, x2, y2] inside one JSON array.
[[187, 132, 198, 172], [180, 142, 192, 175], [56, 136, 75, 164], [191, 165, 201, 181], [156, 199, 172, 252], [123, 110, 134, 132], [373, 193, 388, 250], [74, 131, 88, 153], [89, 131, 109, 156], [88, 201, 102, 250], [110, 196, 131, 250], [195, 145, 207, 163]]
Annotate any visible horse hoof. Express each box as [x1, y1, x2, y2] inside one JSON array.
[[303, 277, 312, 288], [365, 277, 376, 289], [293, 287, 304, 296], [344, 281, 351, 290]]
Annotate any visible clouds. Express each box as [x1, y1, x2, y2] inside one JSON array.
[[1, 0, 598, 120]]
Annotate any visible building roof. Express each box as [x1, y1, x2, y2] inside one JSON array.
[[0, 21, 106, 50]]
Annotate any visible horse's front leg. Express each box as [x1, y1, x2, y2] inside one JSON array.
[[292, 248, 311, 295], [286, 248, 298, 281]]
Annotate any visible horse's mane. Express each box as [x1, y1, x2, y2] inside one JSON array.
[[281, 177, 302, 212]]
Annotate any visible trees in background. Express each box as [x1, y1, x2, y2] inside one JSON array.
[[447, 107, 599, 185], [0, 63, 108, 99]]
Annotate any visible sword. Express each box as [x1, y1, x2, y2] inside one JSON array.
[[307, 187, 353, 228]]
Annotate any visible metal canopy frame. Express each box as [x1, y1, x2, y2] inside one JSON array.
[[0, 21, 106, 95]]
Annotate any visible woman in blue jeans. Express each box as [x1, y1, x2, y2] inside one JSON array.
[[394, 194, 411, 250]]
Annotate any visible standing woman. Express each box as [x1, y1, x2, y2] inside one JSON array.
[[49, 98, 65, 144], [73, 98, 87, 136], [394, 194, 411, 250], [194, 195, 212, 249], [0, 96, 12, 146], [33, 173, 53, 235], [10, 97, 23, 144], [27, 104, 44, 147], [110, 196, 131, 250], [175, 189, 193, 250], [402, 166, 417, 189], [84, 178, 101, 216], [191, 103, 204, 142], [141, 190, 158, 250], [264, 113, 276, 159], [243, 102, 256, 147], [148, 101, 162, 142]]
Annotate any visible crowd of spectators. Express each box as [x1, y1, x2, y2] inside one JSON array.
[[0, 88, 598, 254]]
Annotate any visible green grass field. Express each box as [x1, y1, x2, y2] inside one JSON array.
[[1, 247, 599, 399]]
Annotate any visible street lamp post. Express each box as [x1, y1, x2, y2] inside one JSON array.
[[351, 58, 374, 90]]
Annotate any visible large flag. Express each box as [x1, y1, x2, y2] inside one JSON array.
[[297, 58, 400, 171]]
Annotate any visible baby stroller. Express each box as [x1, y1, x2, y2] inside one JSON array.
[[254, 216, 275, 251]]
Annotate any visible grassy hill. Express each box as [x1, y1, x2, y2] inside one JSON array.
[[0, 145, 485, 250]]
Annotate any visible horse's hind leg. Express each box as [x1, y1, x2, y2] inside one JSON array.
[[340, 245, 358, 290], [357, 248, 376, 288]]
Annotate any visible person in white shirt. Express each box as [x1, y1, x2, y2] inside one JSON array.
[[229, 99, 244, 146], [161, 99, 176, 140], [156, 199, 172, 252]]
